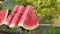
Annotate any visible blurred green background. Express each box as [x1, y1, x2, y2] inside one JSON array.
[[0, 0, 60, 34]]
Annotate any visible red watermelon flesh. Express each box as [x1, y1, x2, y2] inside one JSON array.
[[0, 10, 8, 25], [6, 5, 19, 25], [9, 5, 25, 27], [18, 5, 39, 30]]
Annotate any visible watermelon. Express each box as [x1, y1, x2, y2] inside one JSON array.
[[1, 0, 18, 10], [18, 5, 39, 30], [5, 5, 19, 26], [9, 5, 25, 27], [0, 10, 8, 26]]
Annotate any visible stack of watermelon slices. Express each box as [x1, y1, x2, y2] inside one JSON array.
[[2, 5, 39, 30]]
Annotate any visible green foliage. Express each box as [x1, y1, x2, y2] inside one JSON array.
[[41, 24, 56, 34], [10, 28, 17, 32], [49, 24, 56, 34], [42, 30, 49, 34], [0, 5, 2, 10]]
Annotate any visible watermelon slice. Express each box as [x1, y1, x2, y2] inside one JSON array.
[[18, 5, 39, 30], [9, 5, 25, 27], [0, 10, 8, 26], [5, 5, 19, 25]]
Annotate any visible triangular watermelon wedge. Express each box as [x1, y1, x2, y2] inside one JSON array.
[[5, 5, 19, 26], [9, 5, 25, 27], [0, 10, 8, 26], [18, 5, 39, 30]]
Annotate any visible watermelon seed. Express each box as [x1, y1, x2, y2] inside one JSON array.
[[20, 13, 23, 17], [20, 13, 22, 16], [28, 12, 31, 18], [14, 11, 17, 13], [12, 15, 14, 17], [10, 13, 14, 17]]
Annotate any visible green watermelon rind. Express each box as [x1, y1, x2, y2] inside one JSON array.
[[1, 0, 18, 10]]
